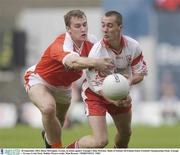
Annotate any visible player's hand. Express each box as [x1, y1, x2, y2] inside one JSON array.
[[94, 57, 114, 71], [99, 90, 131, 107], [110, 95, 132, 107]]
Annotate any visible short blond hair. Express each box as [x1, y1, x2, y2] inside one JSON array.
[[64, 10, 86, 27]]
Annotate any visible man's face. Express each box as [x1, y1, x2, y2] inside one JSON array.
[[67, 16, 88, 44], [101, 15, 122, 42]]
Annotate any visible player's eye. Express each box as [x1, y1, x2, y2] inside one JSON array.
[[101, 23, 105, 28], [83, 22, 87, 27], [107, 23, 113, 28], [74, 24, 81, 28]]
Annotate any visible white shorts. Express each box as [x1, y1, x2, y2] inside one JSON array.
[[24, 65, 71, 104]]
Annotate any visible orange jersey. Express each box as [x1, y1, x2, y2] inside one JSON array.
[[34, 32, 94, 86]]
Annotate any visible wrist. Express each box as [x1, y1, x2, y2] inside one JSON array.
[[128, 78, 132, 86], [91, 58, 97, 68]]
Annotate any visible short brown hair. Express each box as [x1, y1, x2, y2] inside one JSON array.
[[105, 10, 123, 25], [64, 10, 86, 27]]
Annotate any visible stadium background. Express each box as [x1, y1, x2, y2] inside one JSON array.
[[0, 0, 180, 148]]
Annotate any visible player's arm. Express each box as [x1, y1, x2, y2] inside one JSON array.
[[118, 73, 144, 86], [128, 73, 144, 86], [130, 46, 147, 85], [64, 54, 113, 71]]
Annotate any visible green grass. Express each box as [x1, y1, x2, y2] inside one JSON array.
[[0, 124, 180, 148]]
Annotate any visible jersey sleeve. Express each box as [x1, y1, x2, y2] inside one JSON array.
[[50, 39, 79, 65], [131, 44, 147, 75], [50, 42, 69, 62]]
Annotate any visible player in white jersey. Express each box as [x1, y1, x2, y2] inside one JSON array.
[[85, 35, 147, 94], [67, 10, 147, 148]]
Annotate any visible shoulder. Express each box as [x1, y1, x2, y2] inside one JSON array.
[[88, 40, 106, 57], [50, 33, 66, 48], [91, 40, 103, 51], [54, 33, 66, 43], [52, 32, 74, 51], [123, 35, 142, 56], [49, 33, 74, 55], [123, 35, 140, 48]]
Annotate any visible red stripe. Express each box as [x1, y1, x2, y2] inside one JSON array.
[[24, 71, 34, 87], [131, 53, 142, 66]]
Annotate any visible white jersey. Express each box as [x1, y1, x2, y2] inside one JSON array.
[[83, 35, 147, 94]]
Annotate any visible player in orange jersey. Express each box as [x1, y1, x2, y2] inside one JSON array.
[[67, 10, 147, 148], [24, 10, 113, 148]]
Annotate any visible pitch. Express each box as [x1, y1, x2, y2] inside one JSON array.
[[0, 124, 179, 148]]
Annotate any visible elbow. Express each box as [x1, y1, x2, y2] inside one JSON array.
[[137, 75, 144, 83]]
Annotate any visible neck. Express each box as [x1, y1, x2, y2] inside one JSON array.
[[73, 40, 83, 48], [106, 36, 123, 55], [109, 40, 121, 51], [110, 34, 122, 50], [72, 40, 84, 53]]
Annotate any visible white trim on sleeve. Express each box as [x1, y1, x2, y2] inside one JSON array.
[[62, 52, 79, 65]]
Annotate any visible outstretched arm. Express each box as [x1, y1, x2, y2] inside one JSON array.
[[64, 54, 113, 71]]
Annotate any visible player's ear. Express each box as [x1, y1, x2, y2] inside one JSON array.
[[66, 26, 71, 33], [118, 24, 123, 32]]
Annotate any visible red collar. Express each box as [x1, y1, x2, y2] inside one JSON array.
[[102, 36, 125, 55]]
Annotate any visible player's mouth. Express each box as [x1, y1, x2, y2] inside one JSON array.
[[104, 34, 109, 39], [103, 35, 110, 41], [81, 34, 87, 38]]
